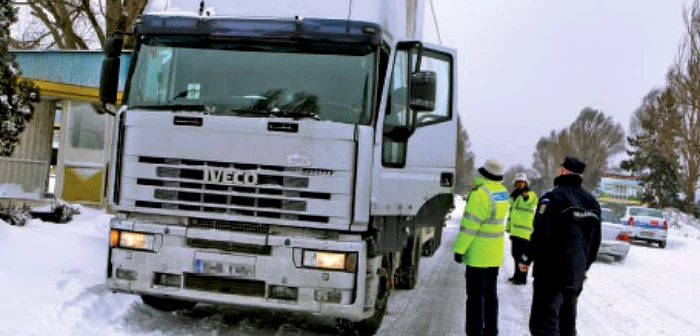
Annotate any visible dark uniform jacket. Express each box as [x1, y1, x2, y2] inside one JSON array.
[[523, 174, 602, 291]]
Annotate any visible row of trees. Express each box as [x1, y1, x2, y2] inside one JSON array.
[[510, 0, 700, 215], [622, 0, 700, 214], [527, 108, 626, 194]]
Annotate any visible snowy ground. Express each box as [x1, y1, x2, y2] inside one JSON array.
[[1, 203, 700, 336]]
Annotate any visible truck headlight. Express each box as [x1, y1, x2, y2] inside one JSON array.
[[110, 229, 156, 251], [302, 250, 357, 272]]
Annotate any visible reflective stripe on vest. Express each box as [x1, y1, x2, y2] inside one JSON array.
[[512, 224, 533, 232], [514, 205, 534, 212], [460, 226, 504, 238], [460, 184, 507, 238]]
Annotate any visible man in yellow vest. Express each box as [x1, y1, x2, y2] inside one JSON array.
[[506, 173, 538, 285], [453, 159, 511, 336]]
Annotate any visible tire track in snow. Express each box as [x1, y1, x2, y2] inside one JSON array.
[[377, 224, 467, 336]]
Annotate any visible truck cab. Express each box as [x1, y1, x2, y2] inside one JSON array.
[[98, 1, 457, 334]]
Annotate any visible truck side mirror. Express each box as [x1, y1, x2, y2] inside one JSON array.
[[409, 70, 437, 112], [98, 37, 124, 115]]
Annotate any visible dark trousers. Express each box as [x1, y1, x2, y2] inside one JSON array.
[[529, 279, 582, 336], [510, 236, 529, 282], [465, 266, 499, 336]]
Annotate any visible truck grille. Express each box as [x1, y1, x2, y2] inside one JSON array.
[[133, 156, 337, 224], [184, 274, 266, 297]]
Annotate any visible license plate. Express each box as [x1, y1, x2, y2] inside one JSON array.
[[194, 259, 254, 278], [640, 231, 654, 237]]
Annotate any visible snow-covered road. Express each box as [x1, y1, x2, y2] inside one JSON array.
[[1, 205, 699, 336]]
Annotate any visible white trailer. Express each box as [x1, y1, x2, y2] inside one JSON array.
[[98, 0, 457, 334]]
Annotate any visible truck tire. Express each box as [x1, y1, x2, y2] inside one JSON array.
[[141, 295, 197, 312], [395, 235, 420, 290], [336, 264, 390, 335], [434, 224, 443, 249], [658, 241, 667, 248], [421, 237, 436, 257]]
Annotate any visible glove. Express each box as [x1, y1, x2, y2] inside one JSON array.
[[454, 253, 463, 264], [518, 263, 530, 272]]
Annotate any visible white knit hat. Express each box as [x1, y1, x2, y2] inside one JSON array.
[[513, 173, 529, 185], [478, 158, 504, 181]]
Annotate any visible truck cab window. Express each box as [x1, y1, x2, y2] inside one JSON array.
[[382, 50, 410, 167], [413, 51, 452, 126]]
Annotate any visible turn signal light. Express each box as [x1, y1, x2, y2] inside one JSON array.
[[616, 232, 630, 241], [110, 229, 120, 247]]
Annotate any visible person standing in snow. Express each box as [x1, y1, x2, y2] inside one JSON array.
[[505, 173, 538, 285], [453, 159, 511, 336], [519, 156, 602, 336]]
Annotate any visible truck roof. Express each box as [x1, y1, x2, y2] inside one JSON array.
[[134, 14, 382, 46], [143, 0, 425, 42]]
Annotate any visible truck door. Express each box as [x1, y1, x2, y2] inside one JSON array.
[[371, 43, 457, 218]]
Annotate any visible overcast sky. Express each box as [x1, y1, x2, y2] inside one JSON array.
[[423, 0, 691, 170]]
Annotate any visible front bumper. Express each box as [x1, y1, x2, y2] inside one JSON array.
[[598, 240, 630, 258], [106, 220, 377, 322]]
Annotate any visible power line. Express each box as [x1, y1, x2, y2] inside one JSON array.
[[429, 0, 443, 44]]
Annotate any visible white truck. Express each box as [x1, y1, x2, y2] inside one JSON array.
[[97, 0, 457, 334]]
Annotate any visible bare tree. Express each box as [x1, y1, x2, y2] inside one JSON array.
[[565, 107, 626, 190], [532, 130, 564, 188], [666, 0, 700, 212], [11, 0, 147, 50], [455, 115, 475, 194], [533, 108, 625, 192]]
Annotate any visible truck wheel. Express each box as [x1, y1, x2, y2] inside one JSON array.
[[141, 295, 197, 312], [434, 224, 444, 248], [395, 235, 420, 290], [336, 267, 390, 335], [658, 241, 667, 249], [421, 238, 436, 257]]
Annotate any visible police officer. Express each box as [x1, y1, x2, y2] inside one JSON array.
[[519, 157, 602, 336], [453, 159, 511, 336], [506, 173, 538, 285]]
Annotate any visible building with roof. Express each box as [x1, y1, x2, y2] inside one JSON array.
[[0, 51, 131, 208], [596, 172, 644, 206]]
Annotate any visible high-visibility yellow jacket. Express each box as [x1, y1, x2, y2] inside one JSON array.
[[452, 177, 511, 267], [506, 190, 538, 240]]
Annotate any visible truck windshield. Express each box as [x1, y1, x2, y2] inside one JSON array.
[[126, 37, 376, 125]]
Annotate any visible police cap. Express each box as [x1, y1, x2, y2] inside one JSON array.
[[561, 156, 586, 174]]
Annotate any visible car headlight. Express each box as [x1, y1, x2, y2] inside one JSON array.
[[302, 250, 357, 272], [110, 230, 156, 251]]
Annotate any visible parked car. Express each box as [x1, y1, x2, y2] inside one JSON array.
[[620, 206, 668, 248], [598, 208, 631, 261]]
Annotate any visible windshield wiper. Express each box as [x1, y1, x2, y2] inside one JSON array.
[[230, 108, 320, 120]]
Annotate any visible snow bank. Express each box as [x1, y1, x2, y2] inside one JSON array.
[[663, 208, 700, 240], [0, 183, 42, 199], [0, 208, 140, 336]]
